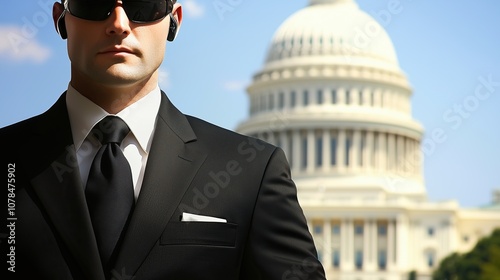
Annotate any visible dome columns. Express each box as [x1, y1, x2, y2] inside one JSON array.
[[252, 127, 423, 184]]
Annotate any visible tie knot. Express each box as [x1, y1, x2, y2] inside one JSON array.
[[91, 116, 130, 145]]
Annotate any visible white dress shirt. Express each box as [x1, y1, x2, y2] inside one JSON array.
[[66, 85, 161, 201]]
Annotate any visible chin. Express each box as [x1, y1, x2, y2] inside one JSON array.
[[100, 67, 149, 85]]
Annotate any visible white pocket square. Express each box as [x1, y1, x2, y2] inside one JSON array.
[[181, 212, 227, 223]]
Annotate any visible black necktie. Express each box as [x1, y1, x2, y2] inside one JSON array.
[[85, 116, 135, 272]]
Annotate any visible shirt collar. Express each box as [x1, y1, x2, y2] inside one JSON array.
[[66, 84, 161, 153]]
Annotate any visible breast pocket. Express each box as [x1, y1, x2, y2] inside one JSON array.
[[160, 221, 237, 247]]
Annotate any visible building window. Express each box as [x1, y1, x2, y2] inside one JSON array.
[[345, 90, 351, 105], [333, 249, 340, 268], [278, 92, 285, 109], [428, 227, 435, 237], [426, 251, 435, 267], [301, 136, 308, 169], [317, 89, 323, 104], [332, 89, 337, 104], [394, 135, 400, 167], [332, 225, 341, 235], [313, 225, 323, 235], [290, 91, 296, 108], [360, 132, 366, 167], [372, 132, 378, 167], [355, 250, 363, 270], [316, 136, 323, 167], [378, 224, 387, 236], [303, 90, 309, 106], [355, 224, 364, 235], [330, 136, 337, 166], [268, 93, 274, 111], [378, 250, 387, 270], [345, 134, 352, 166], [385, 134, 390, 169]]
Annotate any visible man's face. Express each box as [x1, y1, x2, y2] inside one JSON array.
[[58, 1, 180, 88]]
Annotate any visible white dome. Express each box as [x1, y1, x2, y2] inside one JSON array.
[[237, 0, 425, 201], [265, 0, 400, 73]]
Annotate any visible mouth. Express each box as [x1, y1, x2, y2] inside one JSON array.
[[98, 46, 137, 56]]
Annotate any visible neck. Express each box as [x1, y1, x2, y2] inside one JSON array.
[[70, 71, 158, 114]]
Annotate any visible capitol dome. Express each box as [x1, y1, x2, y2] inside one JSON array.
[[237, 0, 425, 201], [265, 0, 400, 73]]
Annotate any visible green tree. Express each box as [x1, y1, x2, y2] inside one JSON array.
[[432, 253, 461, 280], [433, 228, 500, 280], [408, 270, 417, 280]]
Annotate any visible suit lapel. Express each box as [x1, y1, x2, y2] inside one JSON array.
[[114, 93, 207, 275], [31, 149, 104, 280], [29, 94, 104, 280]]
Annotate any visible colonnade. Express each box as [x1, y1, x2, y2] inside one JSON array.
[[250, 86, 411, 115], [309, 218, 399, 272], [255, 129, 421, 177]]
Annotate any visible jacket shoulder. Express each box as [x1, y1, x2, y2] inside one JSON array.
[[0, 114, 45, 145], [0, 93, 66, 142], [185, 115, 275, 153]]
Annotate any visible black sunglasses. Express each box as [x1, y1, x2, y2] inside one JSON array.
[[63, 0, 175, 23]]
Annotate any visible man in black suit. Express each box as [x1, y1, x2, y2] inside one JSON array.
[[0, 0, 326, 279]]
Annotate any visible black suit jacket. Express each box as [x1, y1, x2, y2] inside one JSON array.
[[0, 92, 325, 280]]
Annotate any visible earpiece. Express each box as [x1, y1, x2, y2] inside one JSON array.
[[56, 12, 67, 40], [167, 14, 178, 42]]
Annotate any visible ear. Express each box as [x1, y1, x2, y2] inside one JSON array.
[[53, 2, 67, 39], [167, 4, 183, 42]]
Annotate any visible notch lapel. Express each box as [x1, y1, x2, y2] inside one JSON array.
[[29, 94, 104, 279], [114, 93, 207, 275], [31, 148, 104, 280]]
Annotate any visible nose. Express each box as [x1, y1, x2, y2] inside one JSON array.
[[105, 2, 131, 36]]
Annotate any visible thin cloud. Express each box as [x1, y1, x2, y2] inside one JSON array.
[[158, 68, 170, 89], [183, 0, 205, 18], [223, 80, 248, 92], [0, 26, 51, 63]]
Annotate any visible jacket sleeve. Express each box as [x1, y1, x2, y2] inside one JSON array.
[[239, 147, 326, 280]]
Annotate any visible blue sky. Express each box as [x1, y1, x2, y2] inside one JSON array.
[[1, 0, 499, 208]]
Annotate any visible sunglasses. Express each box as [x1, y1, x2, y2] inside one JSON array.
[[63, 0, 175, 23]]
